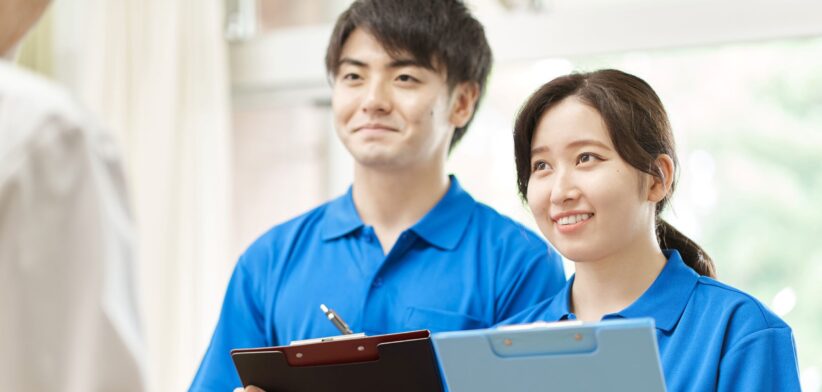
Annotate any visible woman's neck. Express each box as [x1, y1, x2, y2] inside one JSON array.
[[570, 237, 668, 322]]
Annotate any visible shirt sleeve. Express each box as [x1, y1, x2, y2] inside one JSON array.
[[189, 256, 269, 391], [717, 327, 801, 392], [493, 234, 565, 322]]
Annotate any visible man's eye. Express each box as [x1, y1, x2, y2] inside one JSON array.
[[396, 74, 419, 83], [342, 73, 361, 81]]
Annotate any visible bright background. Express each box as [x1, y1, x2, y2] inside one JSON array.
[[17, 0, 822, 390]]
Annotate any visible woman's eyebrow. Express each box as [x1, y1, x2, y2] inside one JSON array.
[[531, 145, 549, 155], [566, 138, 611, 150]]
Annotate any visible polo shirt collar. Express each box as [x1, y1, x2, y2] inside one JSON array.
[[321, 188, 364, 241], [409, 175, 475, 250], [551, 250, 698, 330], [547, 279, 575, 321], [613, 250, 699, 332], [320, 175, 476, 248]]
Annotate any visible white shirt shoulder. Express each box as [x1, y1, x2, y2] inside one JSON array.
[[0, 60, 145, 391]]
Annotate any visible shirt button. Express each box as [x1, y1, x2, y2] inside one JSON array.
[[372, 277, 383, 287]]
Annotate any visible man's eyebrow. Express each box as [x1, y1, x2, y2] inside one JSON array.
[[337, 57, 431, 70], [387, 58, 427, 69], [337, 57, 366, 68]]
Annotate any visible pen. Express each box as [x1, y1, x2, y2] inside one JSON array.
[[320, 304, 354, 335]]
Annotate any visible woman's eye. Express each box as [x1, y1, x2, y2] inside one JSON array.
[[532, 161, 550, 172], [577, 153, 598, 165]]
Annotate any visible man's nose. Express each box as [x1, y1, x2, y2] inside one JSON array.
[[361, 80, 391, 114]]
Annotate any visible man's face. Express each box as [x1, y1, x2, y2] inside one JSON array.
[[331, 28, 468, 171]]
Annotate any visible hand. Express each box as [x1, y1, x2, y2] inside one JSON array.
[[232, 386, 265, 392]]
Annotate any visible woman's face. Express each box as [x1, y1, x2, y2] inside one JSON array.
[[526, 97, 658, 263]]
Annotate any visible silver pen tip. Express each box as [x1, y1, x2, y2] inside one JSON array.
[[320, 304, 329, 313]]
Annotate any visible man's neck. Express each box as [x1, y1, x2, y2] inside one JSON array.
[[351, 163, 450, 254], [570, 232, 667, 322]]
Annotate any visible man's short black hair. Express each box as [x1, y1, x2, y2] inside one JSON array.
[[325, 0, 493, 152]]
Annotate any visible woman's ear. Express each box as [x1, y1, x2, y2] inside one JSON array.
[[648, 154, 675, 203], [449, 82, 480, 128]]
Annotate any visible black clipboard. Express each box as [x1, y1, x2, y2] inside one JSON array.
[[231, 330, 444, 392]]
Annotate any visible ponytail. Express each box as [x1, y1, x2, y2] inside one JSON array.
[[657, 219, 716, 278]]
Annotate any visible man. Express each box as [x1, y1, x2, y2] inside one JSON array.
[[0, 0, 146, 390], [191, 1, 564, 390]]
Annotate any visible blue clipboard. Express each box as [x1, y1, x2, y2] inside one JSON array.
[[431, 318, 666, 391]]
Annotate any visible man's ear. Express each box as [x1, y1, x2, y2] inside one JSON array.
[[648, 154, 675, 203], [449, 82, 480, 128]]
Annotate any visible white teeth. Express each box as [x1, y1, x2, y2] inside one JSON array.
[[557, 214, 592, 225]]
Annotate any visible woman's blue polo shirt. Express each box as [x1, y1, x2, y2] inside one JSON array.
[[502, 250, 801, 391], [190, 176, 566, 391]]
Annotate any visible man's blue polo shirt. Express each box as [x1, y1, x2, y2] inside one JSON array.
[[190, 176, 565, 391], [502, 250, 800, 391]]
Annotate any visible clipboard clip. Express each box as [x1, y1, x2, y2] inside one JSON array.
[[290, 333, 366, 346], [496, 320, 583, 331], [490, 320, 596, 357]]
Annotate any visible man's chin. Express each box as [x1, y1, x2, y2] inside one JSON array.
[[351, 152, 406, 171], [355, 157, 400, 169]]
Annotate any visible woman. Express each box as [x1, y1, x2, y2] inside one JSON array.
[[504, 69, 800, 391]]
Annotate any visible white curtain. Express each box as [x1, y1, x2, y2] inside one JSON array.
[[46, 1, 234, 390]]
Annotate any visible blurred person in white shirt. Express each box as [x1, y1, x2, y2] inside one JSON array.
[[0, 0, 146, 390]]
